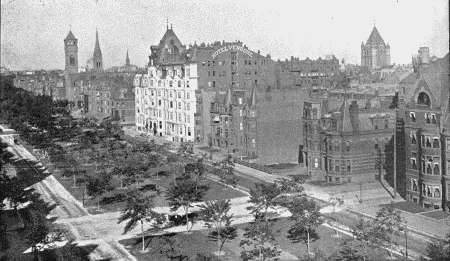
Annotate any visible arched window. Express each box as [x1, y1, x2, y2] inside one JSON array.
[[178, 81, 181, 87], [417, 92, 430, 106]]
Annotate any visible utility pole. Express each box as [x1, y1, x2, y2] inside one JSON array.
[[394, 108, 397, 199]]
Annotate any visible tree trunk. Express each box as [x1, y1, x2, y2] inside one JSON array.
[[141, 220, 145, 253], [120, 175, 123, 188], [72, 174, 77, 188], [217, 225, 221, 254], [185, 207, 190, 233], [97, 196, 100, 211], [307, 229, 310, 255]]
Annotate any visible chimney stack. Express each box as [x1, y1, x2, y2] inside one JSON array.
[[349, 100, 359, 134]]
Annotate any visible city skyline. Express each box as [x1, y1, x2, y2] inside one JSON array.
[[1, 0, 448, 70]]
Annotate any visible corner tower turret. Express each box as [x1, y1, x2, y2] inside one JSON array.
[[64, 30, 78, 74]]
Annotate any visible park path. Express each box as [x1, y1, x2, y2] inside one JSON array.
[[1, 134, 137, 261]]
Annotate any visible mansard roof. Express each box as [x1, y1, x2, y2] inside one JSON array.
[[366, 26, 386, 46]]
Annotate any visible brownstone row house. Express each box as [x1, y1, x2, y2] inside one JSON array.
[[402, 48, 449, 210]]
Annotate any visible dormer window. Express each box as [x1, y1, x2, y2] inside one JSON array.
[[417, 92, 430, 106], [431, 114, 436, 124]]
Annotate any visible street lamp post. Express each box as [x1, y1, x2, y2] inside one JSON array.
[[405, 227, 408, 258]]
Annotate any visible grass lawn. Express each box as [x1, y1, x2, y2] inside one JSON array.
[[265, 163, 298, 170], [50, 162, 246, 215], [382, 201, 429, 214], [119, 230, 239, 261], [0, 209, 35, 261], [420, 210, 450, 220]]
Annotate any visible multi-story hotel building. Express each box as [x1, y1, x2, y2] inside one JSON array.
[[146, 24, 276, 144], [134, 61, 198, 142], [403, 49, 449, 211]]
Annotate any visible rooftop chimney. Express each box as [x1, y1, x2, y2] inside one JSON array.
[[349, 100, 359, 134]]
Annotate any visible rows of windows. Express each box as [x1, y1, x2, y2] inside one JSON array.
[[328, 159, 352, 173], [410, 179, 441, 198], [408, 112, 437, 124], [326, 140, 351, 152], [419, 155, 441, 175], [420, 135, 440, 148]]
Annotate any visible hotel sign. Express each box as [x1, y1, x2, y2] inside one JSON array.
[[211, 45, 253, 59]]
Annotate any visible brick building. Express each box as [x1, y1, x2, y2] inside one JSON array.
[[146, 24, 276, 144], [403, 50, 449, 210], [210, 87, 306, 164], [276, 55, 340, 90], [303, 90, 397, 184]]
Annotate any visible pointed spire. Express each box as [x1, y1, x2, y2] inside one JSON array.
[[94, 29, 101, 53], [65, 30, 77, 40], [166, 18, 169, 29], [171, 23, 173, 30], [126, 49, 130, 66]]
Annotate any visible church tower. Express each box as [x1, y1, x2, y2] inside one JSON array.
[[125, 49, 130, 66], [92, 30, 103, 72], [64, 30, 78, 74]]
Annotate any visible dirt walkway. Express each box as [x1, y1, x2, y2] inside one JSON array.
[[2, 135, 137, 261]]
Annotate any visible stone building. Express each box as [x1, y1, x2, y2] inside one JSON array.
[[145, 24, 276, 144], [403, 50, 449, 210], [134, 61, 198, 142], [361, 26, 391, 70], [62, 30, 137, 125], [303, 90, 396, 183]]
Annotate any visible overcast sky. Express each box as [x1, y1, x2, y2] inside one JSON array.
[[1, 0, 448, 70]]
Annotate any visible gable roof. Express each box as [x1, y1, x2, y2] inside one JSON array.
[[366, 26, 386, 46]]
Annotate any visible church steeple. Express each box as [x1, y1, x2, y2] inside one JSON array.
[[93, 29, 103, 72], [126, 49, 130, 66]]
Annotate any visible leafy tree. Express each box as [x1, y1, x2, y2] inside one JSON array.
[[287, 197, 323, 255], [26, 192, 57, 261], [200, 199, 237, 255], [422, 233, 450, 261], [373, 204, 405, 258], [86, 172, 112, 210], [117, 191, 166, 253], [328, 193, 344, 237], [247, 183, 282, 223], [213, 154, 237, 188], [344, 217, 384, 261], [166, 178, 209, 233], [240, 218, 280, 261]]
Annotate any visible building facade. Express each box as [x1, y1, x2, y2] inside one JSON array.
[[134, 62, 198, 142], [361, 26, 391, 70], [276, 55, 340, 90], [303, 92, 396, 184], [148, 24, 276, 92], [404, 50, 449, 211]]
